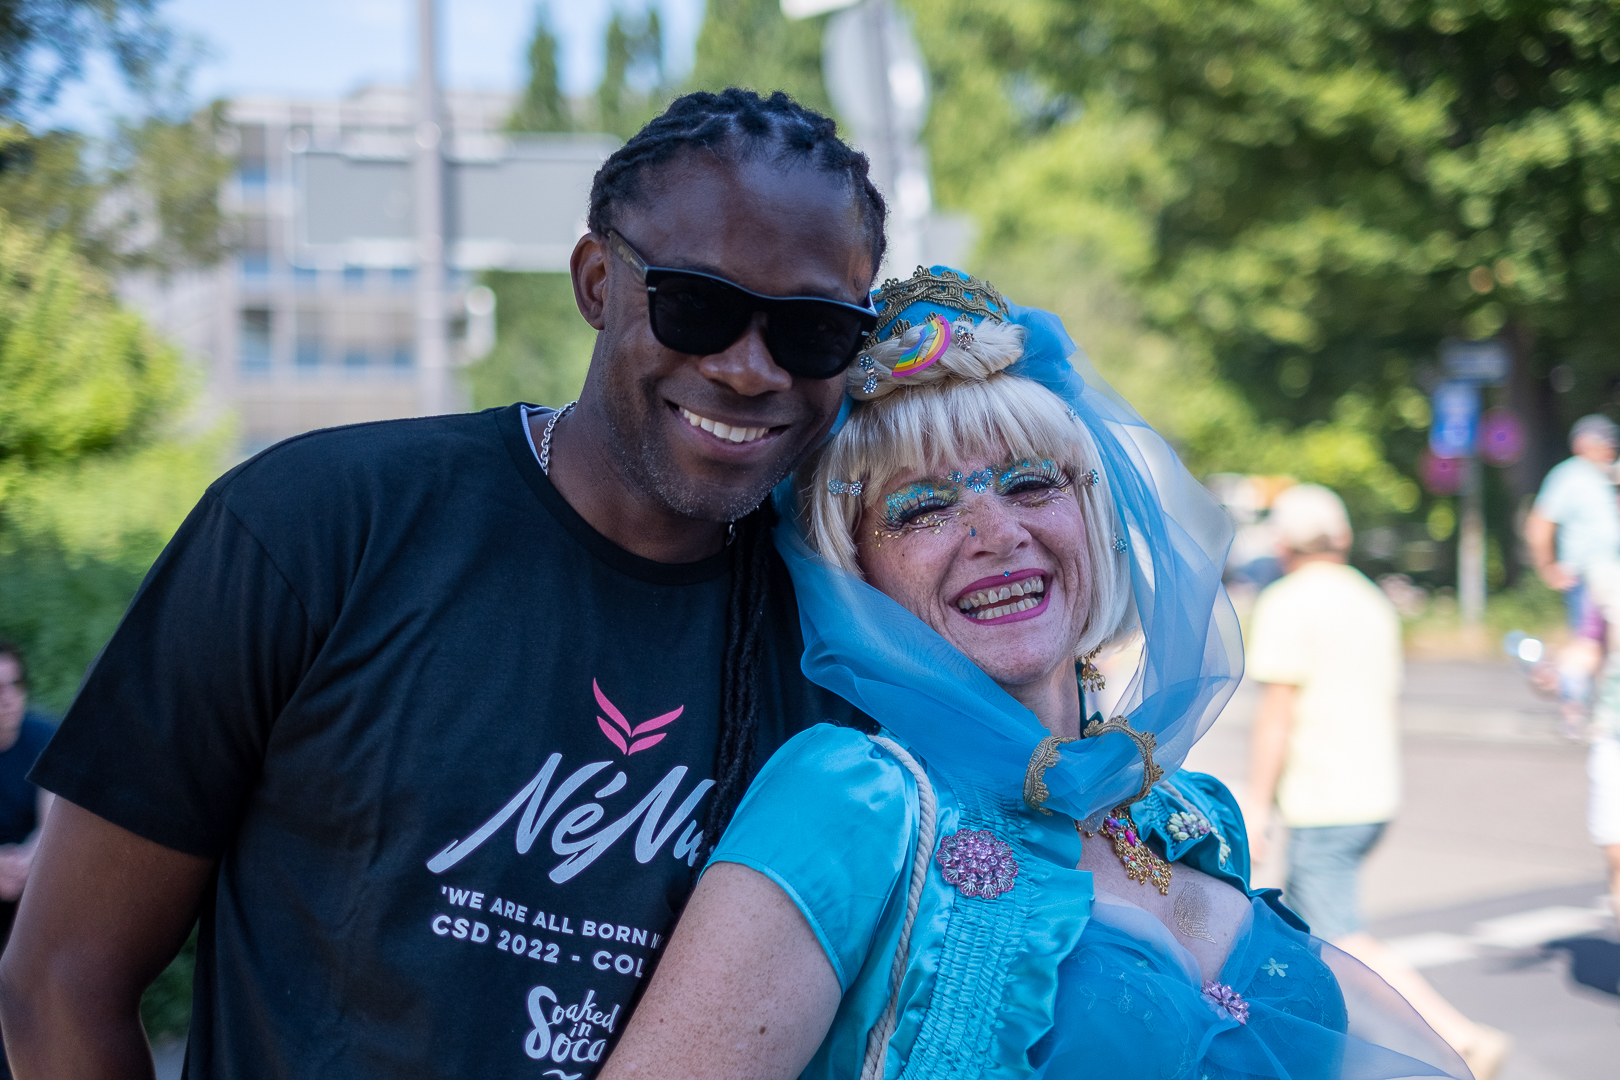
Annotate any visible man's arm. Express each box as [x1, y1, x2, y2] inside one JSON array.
[[599, 861, 841, 1080], [0, 798, 215, 1080], [1246, 682, 1298, 864], [1524, 509, 1575, 591]]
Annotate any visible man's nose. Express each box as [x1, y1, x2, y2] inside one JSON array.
[[695, 312, 793, 396]]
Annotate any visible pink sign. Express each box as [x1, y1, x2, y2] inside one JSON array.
[[1478, 408, 1526, 466], [1420, 449, 1464, 495]]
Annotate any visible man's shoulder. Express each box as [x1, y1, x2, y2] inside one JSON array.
[[210, 407, 519, 515], [1538, 456, 1603, 505]]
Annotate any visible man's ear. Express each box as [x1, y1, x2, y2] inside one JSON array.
[[571, 232, 609, 330]]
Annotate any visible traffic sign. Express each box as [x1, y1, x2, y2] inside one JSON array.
[[1441, 338, 1510, 384], [1430, 380, 1480, 459]]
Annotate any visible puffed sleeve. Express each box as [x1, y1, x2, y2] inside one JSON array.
[[709, 723, 916, 991]]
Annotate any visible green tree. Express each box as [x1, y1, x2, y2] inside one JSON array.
[[464, 270, 597, 410], [508, 7, 569, 132], [0, 0, 171, 117], [688, 0, 833, 114], [598, 8, 664, 139], [944, 1, 1618, 451], [0, 214, 223, 710]]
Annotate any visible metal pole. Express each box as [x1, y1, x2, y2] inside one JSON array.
[[1459, 453, 1486, 628], [414, 0, 450, 416]]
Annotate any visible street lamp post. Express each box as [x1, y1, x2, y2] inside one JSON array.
[[414, 0, 451, 416]]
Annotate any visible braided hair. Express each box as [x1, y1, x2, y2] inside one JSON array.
[[586, 89, 886, 861], [587, 87, 888, 270]]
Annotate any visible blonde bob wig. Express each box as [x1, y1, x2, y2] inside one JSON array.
[[798, 314, 1134, 663]]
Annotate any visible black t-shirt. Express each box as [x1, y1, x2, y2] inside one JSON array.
[[0, 714, 52, 844], [32, 404, 857, 1079]]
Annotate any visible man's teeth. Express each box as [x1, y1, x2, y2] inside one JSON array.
[[680, 407, 769, 444], [956, 577, 1046, 619]]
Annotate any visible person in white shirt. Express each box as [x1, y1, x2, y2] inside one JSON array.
[[1246, 484, 1509, 1080], [1525, 413, 1620, 926]]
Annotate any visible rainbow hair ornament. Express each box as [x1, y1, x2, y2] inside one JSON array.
[[890, 312, 953, 377]]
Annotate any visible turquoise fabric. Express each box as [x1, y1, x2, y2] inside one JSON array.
[[711, 724, 1465, 1080]]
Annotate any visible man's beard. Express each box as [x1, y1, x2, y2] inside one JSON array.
[[601, 390, 798, 524]]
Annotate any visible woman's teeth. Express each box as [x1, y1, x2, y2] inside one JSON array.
[[957, 577, 1046, 619], [680, 407, 769, 445]]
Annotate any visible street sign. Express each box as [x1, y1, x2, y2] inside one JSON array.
[[1430, 380, 1480, 459], [1477, 408, 1527, 466], [293, 133, 619, 272], [1440, 338, 1510, 384]]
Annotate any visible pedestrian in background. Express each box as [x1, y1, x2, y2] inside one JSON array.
[[1245, 484, 1510, 1080], [1525, 413, 1620, 736], [1525, 413, 1620, 927], [0, 642, 53, 1080], [0, 642, 51, 941]]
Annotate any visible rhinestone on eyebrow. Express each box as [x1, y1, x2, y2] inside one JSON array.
[[947, 468, 995, 492]]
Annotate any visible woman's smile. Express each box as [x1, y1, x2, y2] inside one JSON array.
[[952, 570, 1049, 623]]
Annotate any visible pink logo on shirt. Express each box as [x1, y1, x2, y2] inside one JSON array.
[[594, 679, 683, 756]]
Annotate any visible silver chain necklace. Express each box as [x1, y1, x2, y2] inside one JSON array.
[[538, 400, 577, 476]]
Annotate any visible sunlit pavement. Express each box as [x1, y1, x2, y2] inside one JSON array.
[[1186, 660, 1618, 1080]]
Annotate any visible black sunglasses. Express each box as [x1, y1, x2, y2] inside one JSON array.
[[606, 230, 877, 380]]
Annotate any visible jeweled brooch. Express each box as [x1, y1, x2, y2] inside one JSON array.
[[1202, 981, 1249, 1024], [1166, 810, 1212, 843], [935, 828, 1019, 899], [1099, 808, 1173, 894]]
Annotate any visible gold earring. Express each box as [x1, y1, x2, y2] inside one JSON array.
[[1080, 647, 1105, 693]]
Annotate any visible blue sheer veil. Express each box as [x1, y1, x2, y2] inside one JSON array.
[[771, 296, 1245, 824]]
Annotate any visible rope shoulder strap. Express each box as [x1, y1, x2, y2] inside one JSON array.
[[860, 734, 938, 1080]]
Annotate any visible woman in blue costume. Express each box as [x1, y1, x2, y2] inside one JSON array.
[[599, 269, 1469, 1080]]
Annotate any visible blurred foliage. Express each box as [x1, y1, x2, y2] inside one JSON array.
[[690, 0, 834, 116], [0, 215, 224, 710], [0, 104, 232, 274], [507, 8, 568, 133], [598, 8, 665, 140], [0, 0, 171, 117], [464, 271, 597, 410], [139, 923, 196, 1041]]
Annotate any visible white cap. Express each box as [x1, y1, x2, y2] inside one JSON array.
[[1269, 483, 1352, 555]]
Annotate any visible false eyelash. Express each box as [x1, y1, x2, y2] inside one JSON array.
[[997, 459, 1072, 495], [881, 481, 961, 531]]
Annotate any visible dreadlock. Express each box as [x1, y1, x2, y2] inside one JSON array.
[[588, 87, 888, 271], [699, 503, 775, 863], [586, 89, 888, 861]]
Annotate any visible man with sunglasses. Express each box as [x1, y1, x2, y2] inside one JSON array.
[[2, 89, 884, 1079]]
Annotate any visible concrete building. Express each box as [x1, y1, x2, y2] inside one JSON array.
[[122, 86, 614, 454]]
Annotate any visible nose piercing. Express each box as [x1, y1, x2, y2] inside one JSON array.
[[970, 527, 976, 536]]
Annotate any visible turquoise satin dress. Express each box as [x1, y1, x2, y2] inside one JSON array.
[[711, 724, 1466, 1080]]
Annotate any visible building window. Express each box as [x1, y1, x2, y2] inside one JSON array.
[[390, 266, 415, 289], [238, 164, 268, 194], [342, 266, 367, 290], [295, 340, 321, 369], [240, 309, 272, 373], [343, 346, 369, 369], [293, 266, 319, 289], [391, 345, 413, 369], [240, 254, 271, 284]]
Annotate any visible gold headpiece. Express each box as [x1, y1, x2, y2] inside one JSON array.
[[871, 266, 1010, 345]]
